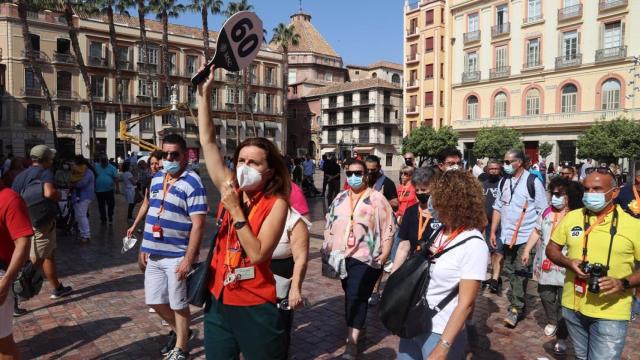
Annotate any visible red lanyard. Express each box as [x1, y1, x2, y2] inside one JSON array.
[[224, 192, 263, 269], [417, 210, 431, 240], [349, 189, 368, 230], [158, 174, 176, 217], [432, 227, 465, 255]]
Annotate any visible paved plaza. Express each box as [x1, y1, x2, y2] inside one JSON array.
[[10, 174, 640, 360]]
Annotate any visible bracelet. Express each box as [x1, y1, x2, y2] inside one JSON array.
[[438, 339, 451, 349]]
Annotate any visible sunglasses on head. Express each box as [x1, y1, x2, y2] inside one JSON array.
[[346, 170, 364, 177], [162, 151, 181, 159], [585, 167, 614, 176]]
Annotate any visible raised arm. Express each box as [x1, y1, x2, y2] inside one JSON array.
[[196, 64, 233, 190]]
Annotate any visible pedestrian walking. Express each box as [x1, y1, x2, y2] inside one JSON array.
[[0, 181, 33, 359], [490, 149, 547, 327], [547, 168, 640, 360], [128, 150, 163, 255], [521, 178, 584, 355], [1, 157, 24, 188], [12, 145, 72, 301], [324, 155, 341, 204], [197, 66, 291, 360], [140, 134, 207, 360], [323, 157, 395, 359], [95, 154, 118, 224], [71, 155, 95, 243], [121, 162, 137, 223], [395, 170, 489, 360], [482, 160, 503, 293]]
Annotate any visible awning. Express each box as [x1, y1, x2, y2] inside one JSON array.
[[353, 147, 374, 152], [321, 148, 336, 154]]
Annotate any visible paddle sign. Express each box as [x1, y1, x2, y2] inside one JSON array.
[[191, 11, 263, 86]]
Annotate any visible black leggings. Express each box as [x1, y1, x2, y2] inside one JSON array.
[[127, 203, 135, 220], [95, 190, 115, 221], [271, 257, 295, 355], [340, 257, 382, 329]]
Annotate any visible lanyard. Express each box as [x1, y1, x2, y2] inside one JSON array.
[[157, 174, 177, 218], [581, 207, 618, 264], [417, 209, 431, 241], [507, 175, 524, 205], [432, 227, 465, 255], [349, 189, 368, 227]]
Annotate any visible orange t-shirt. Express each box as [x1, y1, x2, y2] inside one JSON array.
[[209, 194, 279, 306]]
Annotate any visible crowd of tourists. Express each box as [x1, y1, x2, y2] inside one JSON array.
[[0, 63, 639, 360]]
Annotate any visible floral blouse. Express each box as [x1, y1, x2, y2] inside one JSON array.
[[323, 189, 396, 268]]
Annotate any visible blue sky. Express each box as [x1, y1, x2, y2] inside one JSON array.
[[141, 0, 404, 66]]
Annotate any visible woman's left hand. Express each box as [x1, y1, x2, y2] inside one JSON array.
[[427, 344, 449, 360], [288, 288, 303, 310]]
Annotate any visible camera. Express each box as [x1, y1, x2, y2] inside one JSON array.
[[579, 262, 608, 294]]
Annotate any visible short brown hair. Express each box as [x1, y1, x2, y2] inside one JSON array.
[[233, 137, 290, 199], [431, 170, 486, 231]]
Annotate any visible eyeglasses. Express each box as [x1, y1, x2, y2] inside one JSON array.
[[162, 151, 181, 159], [560, 172, 573, 176], [444, 161, 462, 167], [585, 167, 614, 176], [346, 171, 364, 177]]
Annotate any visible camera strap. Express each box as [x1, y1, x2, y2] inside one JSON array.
[[581, 207, 618, 269]]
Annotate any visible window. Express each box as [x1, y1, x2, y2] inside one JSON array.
[[409, 18, 417, 33], [440, 91, 444, 107], [264, 127, 276, 138], [265, 93, 273, 112], [384, 128, 392, 143], [496, 4, 508, 25], [425, 37, 434, 52], [383, 108, 390, 122], [91, 76, 104, 98], [94, 110, 106, 129], [562, 31, 578, 60], [328, 129, 337, 143], [441, 8, 444, 24], [26, 104, 41, 125], [187, 55, 198, 75], [210, 88, 218, 109], [30, 34, 40, 52], [526, 89, 540, 115], [89, 42, 103, 59], [441, 36, 444, 50], [116, 46, 129, 62], [391, 74, 400, 84], [358, 127, 369, 143], [58, 106, 71, 124], [371, 72, 377, 79], [494, 92, 507, 118], [426, 9, 434, 25], [138, 79, 158, 97], [527, 0, 541, 22], [325, 72, 333, 82], [527, 38, 540, 67], [603, 22, 622, 49], [359, 108, 369, 122], [148, 47, 158, 64], [386, 153, 393, 167], [602, 79, 620, 110], [57, 38, 70, 54], [344, 110, 353, 124], [288, 69, 297, 84], [564, 0, 579, 6], [226, 86, 242, 105], [495, 46, 508, 68], [440, 63, 444, 78], [425, 64, 433, 79], [410, 44, 418, 57], [468, 13, 479, 32], [57, 71, 71, 91], [25, 68, 40, 89], [561, 84, 578, 113], [425, 91, 433, 106], [409, 95, 417, 108], [328, 112, 337, 125], [466, 52, 478, 71], [265, 67, 274, 85], [168, 53, 177, 74]]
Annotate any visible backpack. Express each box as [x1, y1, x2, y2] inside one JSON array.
[[16, 168, 58, 227], [498, 173, 538, 201], [12, 260, 44, 301]]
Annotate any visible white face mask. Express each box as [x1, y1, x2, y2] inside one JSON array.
[[121, 235, 138, 254], [236, 164, 264, 191]]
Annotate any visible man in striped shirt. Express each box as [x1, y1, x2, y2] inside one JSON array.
[[139, 134, 207, 360]]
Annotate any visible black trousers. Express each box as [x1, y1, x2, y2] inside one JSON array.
[[95, 190, 115, 222], [341, 257, 382, 329], [271, 257, 295, 356]]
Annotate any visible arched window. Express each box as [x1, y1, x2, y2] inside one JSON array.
[[602, 78, 620, 110], [371, 72, 377, 78], [466, 95, 478, 120], [526, 88, 540, 115], [561, 84, 577, 113], [391, 73, 400, 84], [494, 92, 507, 118]]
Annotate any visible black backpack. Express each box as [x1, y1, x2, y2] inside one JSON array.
[[498, 173, 538, 201], [10, 260, 44, 301], [14, 168, 58, 227]]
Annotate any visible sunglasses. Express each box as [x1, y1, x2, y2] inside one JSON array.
[[401, 171, 413, 176], [560, 172, 573, 176], [404, 157, 414, 161], [162, 151, 182, 159], [585, 167, 614, 176], [346, 171, 364, 177], [444, 161, 462, 166], [503, 159, 519, 165]]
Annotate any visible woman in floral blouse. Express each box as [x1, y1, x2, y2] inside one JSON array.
[[323, 157, 395, 359]]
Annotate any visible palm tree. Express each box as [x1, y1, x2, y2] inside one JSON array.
[[187, 0, 223, 60], [136, 0, 157, 145], [223, 0, 252, 18], [16, 0, 58, 149], [271, 23, 299, 150]]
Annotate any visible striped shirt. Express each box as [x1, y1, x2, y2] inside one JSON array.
[[141, 169, 208, 257]]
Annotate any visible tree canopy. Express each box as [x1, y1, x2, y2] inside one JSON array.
[[577, 118, 640, 162], [402, 126, 459, 160], [473, 126, 523, 159], [539, 142, 553, 160]]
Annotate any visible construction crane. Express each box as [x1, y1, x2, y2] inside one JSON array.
[[119, 85, 196, 151]]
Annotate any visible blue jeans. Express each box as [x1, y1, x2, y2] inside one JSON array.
[[389, 231, 402, 262], [398, 330, 466, 360], [562, 307, 629, 360]]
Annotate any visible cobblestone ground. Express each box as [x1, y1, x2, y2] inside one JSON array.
[[11, 173, 640, 359]]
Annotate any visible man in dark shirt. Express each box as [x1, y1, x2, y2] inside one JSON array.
[[365, 155, 398, 211], [616, 166, 640, 218], [323, 155, 341, 204], [482, 159, 503, 293]]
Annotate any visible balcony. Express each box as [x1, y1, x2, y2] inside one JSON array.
[[138, 63, 159, 74], [406, 53, 419, 64], [489, 66, 511, 80], [523, 59, 542, 70], [558, 4, 582, 21], [555, 54, 582, 69], [263, 79, 277, 87], [54, 90, 77, 100], [406, 106, 418, 114], [118, 60, 134, 71], [52, 52, 75, 64], [21, 50, 47, 61], [21, 87, 42, 97], [462, 71, 481, 83], [599, 0, 627, 11], [57, 120, 75, 130], [321, 99, 375, 109], [25, 118, 45, 127], [463, 30, 481, 44], [406, 27, 419, 38], [88, 56, 109, 67], [524, 14, 543, 24], [491, 23, 510, 37], [595, 46, 627, 62]]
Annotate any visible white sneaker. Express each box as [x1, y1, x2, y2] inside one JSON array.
[[553, 339, 567, 354], [149, 307, 156, 313], [544, 324, 557, 337], [384, 261, 393, 273]]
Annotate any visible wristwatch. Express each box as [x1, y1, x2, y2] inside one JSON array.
[[233, 221, 248, 230], [621, 278, 631, 290]]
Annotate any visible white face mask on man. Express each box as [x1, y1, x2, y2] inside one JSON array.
[[236, 164, 265, 191]]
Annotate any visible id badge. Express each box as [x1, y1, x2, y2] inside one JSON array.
[[542, 259, 552, 271], [225, 248, 242, 268], [575, 278, 586, 295], [152, 224, 163, 239], [235, 266, 255, 281], [347, 232, 356, 247]]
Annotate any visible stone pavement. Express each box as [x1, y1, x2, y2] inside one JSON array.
[[10, 173, 640, 359]]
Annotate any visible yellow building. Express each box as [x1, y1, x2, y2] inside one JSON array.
[[449, 0, 638, 165], [0, 3, 284, 159], [403, 0, 450, 134]]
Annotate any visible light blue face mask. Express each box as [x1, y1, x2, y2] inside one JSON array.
[[163, 160, 181, 175], [582, 189, 614, 212], [551, 195, 566, 210], [503, 164, 515, 175], [347, 175, 364, 189]]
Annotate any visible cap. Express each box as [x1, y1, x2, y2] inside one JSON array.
[[30, 144, 56, 160]]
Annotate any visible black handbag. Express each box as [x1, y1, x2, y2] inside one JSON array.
[[378, 227, 482, 338], [12, 260, 44, 301], [187, 209, 226, 307]]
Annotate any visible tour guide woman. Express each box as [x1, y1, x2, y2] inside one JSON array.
[[197, 64, 290, 359], [393, 170, 489, 359], [323, 157, 396, 359]]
